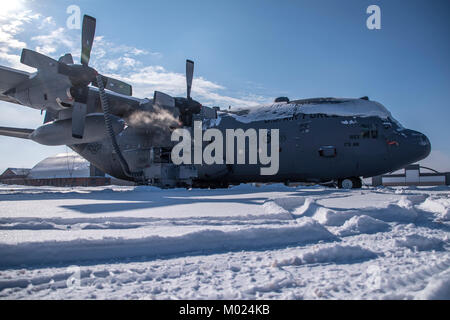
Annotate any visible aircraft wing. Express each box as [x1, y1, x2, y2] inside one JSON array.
[[0, 65, 31, 106], [0, 126, 34, 140]]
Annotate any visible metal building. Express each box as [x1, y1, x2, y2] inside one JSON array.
[[372, 164, 450, 187], [0, 153, 110, 187]]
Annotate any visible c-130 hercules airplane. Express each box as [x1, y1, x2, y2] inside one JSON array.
[[0, 15, 431, 189]]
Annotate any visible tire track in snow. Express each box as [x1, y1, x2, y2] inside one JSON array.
[[0, 212, 294, 231], [367, 256, 450, 299]]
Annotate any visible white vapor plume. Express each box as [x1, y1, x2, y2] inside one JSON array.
[[126, 107, 181, 146]]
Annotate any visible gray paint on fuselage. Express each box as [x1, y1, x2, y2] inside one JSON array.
[[196, 113, 382, 183], [71, 102, 431, 185]]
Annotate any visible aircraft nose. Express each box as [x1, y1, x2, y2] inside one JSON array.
[[420, 132, 431, 158], [405, 130, 431, 162]]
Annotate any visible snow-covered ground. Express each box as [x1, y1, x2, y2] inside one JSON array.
[[0, 183, 448, 300]]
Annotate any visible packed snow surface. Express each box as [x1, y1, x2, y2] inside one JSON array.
[[0, 184, 448, 300]]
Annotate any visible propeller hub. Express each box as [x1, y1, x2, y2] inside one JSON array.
[[174, 97, 202, 114], [58, 63, 98, 87]]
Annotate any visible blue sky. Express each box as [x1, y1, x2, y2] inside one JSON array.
[[0, 0, 449, 172]]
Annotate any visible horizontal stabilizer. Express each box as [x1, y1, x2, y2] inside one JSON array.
[[0, 126, 34, 139]]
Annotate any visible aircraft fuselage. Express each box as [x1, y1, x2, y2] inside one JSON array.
[[71, 98, 431, 187]]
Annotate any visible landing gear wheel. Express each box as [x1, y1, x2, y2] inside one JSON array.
[[338, 177, 362, 189], [351, 177, 362, 189], [339, 178, 354, 189]]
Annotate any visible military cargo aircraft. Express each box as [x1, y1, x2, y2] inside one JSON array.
[[0, 15, 431, 189]]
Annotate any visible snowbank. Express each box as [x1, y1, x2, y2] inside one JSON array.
[[395, 234, 446, 252], [263, 197, 321, 217], [417, 198, 450, 221], [264, 196, 418, 227], [273, 244, 378, 266], [0, 184, 449, 300], [338, 215, 390, 237], [416, 272, 450, 300], [0, 219, 337, 268]]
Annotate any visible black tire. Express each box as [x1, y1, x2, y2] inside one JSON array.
[[338, 178, 353, 189], [352, 177, 363, 189], [338, 177, 362, 189]]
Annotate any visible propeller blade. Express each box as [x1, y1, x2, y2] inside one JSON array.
[[153, 91, 175, 108], [81, 15, 96, 66], [186, 59, 194, 100], [20, 49, 58, 72], [58, 53, 74, 65], [72, 102, 87, 139], [43, 110, 58, 124], [92, 75, 133, 96]]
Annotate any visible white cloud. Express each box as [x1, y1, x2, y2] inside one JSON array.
[[39, 16, 56, 29], [105, 65, 266, 107], [89, 36, 152, 61], [0, 5, 267, 109], [0, 8, 41, 72], [0, 51, 31, 71], [31, 27, 78, 56], [0, 30, 27, 50]]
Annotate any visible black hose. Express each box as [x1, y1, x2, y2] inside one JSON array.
[[96, 74, 144, 183]]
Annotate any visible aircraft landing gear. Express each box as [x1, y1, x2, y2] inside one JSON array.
[[338, 177, 362, 189]]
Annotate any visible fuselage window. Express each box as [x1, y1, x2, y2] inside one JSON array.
[[371, 130, 378, 139], [299, 123, 310, 133], [361, 129, 370, 139]]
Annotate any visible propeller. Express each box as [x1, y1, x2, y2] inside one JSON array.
[[81, 15, 96, 66], [153, 59, 195, 107], [154, 60, 200, 109], [186, 59, 194, 100], [20, 15, 133, 139], [153, 91, 175, 108], [92, 76, 132, 96], [20, 49, 59, 73], [152, 59, 202, 125], [71, 102, 88, 139]]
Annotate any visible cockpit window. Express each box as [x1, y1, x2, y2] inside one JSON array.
[[387, 116, 404, 130], [361, 124, 378, 139], [361, 129, 370, 139]]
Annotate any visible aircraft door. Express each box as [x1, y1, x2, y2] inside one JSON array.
[[319, 146, 337, 158]]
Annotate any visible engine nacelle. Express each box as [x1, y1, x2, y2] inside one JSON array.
[[30, 114, 124, 146]]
